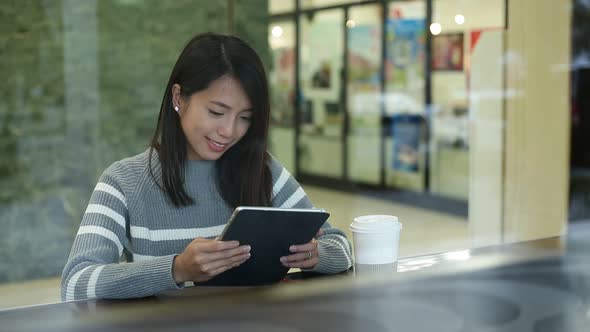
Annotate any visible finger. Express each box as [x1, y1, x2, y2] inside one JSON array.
[[207, 265, 233, 277], [199, 252, 251, 276], [194, 238, 241, 252], [289, 240, 318, 253], [315, 228, 324, 238], [280, 251, 314, 264], [204, 244, 251, 262], [280, 255, 318, 269], [201, 260, 245, 281], [193, 264, 234, 283], [189, 244, 250, 267]]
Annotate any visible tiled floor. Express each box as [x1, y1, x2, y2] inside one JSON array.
[[0, 184, 469, 310]]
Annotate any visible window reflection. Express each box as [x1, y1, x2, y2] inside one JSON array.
[[269, 21, 297, 172], [299, 9, 344, 178], [0, 0, 233, 302], [347, 4, 382, 184], [0, 0, 584, 311], [301, 0, 360, 10], [384, 1, 427, 191], [269, 0, 294, 14]]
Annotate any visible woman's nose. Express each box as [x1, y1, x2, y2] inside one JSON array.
[[217, 118, 235, 138]]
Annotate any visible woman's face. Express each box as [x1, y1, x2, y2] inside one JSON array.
[[172, 75, 253, 160]]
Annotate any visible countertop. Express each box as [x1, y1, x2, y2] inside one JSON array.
[[2, 223, 589, 332]]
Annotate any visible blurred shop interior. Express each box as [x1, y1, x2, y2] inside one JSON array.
[[268, 0, 587, 242], [0, 0, 589, 308]]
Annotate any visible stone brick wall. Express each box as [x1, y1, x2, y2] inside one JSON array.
[[0, 0, 268, 283]]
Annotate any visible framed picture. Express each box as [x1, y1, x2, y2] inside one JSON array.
[[432, 33, 464, 71]]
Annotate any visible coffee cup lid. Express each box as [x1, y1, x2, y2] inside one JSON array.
[[350, 215, 402, 233]]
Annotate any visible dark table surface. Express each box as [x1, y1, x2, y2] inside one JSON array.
[[2, 222, 590, 332]]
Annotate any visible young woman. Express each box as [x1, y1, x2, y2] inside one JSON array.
[[61, 33, 353, 301]]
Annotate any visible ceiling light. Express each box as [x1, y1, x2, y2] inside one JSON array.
[[271, 25, 283, 38], [430, 22, 442, 35], [454, 14, 465, 25]]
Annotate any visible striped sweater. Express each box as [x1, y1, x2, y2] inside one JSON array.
[[61, 149, 353, 301]]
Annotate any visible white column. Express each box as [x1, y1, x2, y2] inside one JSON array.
[[502, 0, 571, 242], [468, 30, 505, 247]]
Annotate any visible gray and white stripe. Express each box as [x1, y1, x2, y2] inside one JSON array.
[[130, 224, 226, 242], [132, 253, 162, 262], [272, 167, 291, 198], [94, 182, 127, 207], [332, 234, 353, 253], [322, 237, 353, 268], [85, 204, 126, 229], [86, 265, 105, 299], [280, 187, 306, 208], [77, 225, 124, 254], [65, 265, 93, 301]]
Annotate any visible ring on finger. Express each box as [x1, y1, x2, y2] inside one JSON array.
[[306, 251, 312, 260]]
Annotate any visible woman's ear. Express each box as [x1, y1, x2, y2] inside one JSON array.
[[171, 84, 183, 113]]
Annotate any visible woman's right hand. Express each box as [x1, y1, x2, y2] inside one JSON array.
[[172, 237, 251, 283]]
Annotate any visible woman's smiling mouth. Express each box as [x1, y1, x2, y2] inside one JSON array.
[[206, 137, 229, 152]]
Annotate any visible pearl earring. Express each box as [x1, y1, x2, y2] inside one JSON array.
[[174, 106, 179, 113]]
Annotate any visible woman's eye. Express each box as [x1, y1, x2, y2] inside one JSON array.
[[240, 116, 252, 122], [208, 109, 223, 116]]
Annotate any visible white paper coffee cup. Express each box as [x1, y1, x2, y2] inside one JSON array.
[[350, 215, 402, 274]]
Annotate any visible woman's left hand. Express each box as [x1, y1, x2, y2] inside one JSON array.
[[280, 229, 323, 269]]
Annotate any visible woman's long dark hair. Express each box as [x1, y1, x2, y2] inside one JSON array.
[[149, 33, 272, 208]]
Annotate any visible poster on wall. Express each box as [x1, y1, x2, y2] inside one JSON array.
[[432, 33, 464, 71], [391, 114, 423, 173], [348, 25, 381, 92], [270, 47, 295, 126], [302, 21, 342, 130], [347, 24, 382, 134], [385, 18, 425, 90], [305, 21, 341, 97]]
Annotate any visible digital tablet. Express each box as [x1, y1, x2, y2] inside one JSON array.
[[198, 206, 330, 286]]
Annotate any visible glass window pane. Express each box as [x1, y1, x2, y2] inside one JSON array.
[[384, 0, 427, 191], [299, 9, 344, 178], [269, 0, 294, 14], [301, 0, 359, 10], [432, 0, 505, 33], [268, 21, 296, 172], [347, 4, 383, 184], [431, 0, 504, 244], [0, 0, 264, 308], [430, 0, 504, 200]]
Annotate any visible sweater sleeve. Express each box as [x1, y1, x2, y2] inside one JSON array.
[[60, 162, 181, 302], [269, 157, 353, 273]]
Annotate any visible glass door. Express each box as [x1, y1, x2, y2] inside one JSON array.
[[384, 0, 427, 191], [346, 4, 383, 185], [298, 9, 345, 179], [268, 20, 296, 173], [429, 0, 505, 201]]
